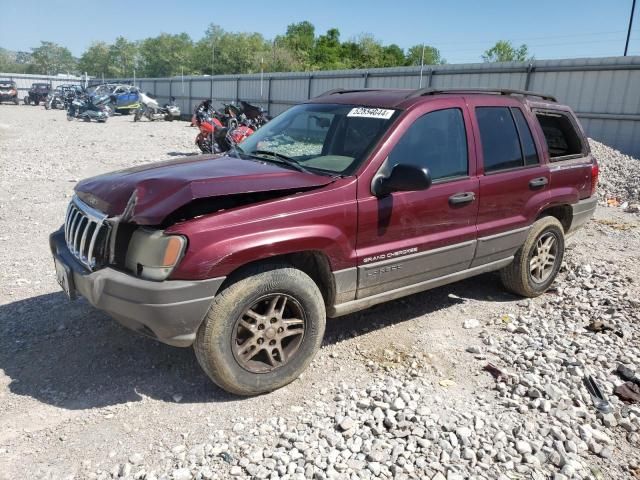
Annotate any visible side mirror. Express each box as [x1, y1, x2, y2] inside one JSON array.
[[372, 164, 432, 197]]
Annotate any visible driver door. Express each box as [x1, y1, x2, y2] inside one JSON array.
[[356, 100, 479, 299]]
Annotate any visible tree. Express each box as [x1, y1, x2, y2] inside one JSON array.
[[193, 24, 271, 75], [405, 45, 445, 66], [381, 44, 405, 67], [78, 41, 117, 77], [312, 28, 344, 70], [30, 41, 76, 75], [109, 37, 138, 77], [281, 21, 315, 69], [482, 41, 531, 62], [138, 33, 194, 77]]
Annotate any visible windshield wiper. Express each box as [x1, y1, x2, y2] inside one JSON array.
[[249, 150, 312, 174]]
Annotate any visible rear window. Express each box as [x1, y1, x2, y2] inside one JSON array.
[[535, 111, 584, 160]]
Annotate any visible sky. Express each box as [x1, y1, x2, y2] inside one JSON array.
[[0, 0, 638, 63]]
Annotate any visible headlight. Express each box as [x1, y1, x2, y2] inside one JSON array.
[[125, 229, 186, 281]]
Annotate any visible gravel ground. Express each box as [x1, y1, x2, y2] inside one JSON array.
[[0, 105, 639, 480]]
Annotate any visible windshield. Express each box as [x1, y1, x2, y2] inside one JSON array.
[[0, 82, 15, 88], [238, 103, 399, 175]]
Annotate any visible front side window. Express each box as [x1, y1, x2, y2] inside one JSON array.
[[238, 103, 399, 175], [387, 108, 468, 181]]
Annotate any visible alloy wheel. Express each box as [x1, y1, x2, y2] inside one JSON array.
[[529, 232, 558, 283], [232, 294, 306, 373]]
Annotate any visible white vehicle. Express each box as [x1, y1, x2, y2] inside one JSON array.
[[134, 93, 181, 122]]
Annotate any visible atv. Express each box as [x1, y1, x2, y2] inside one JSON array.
[[24, 82, 51, 106], [0, 80, 19, 105]]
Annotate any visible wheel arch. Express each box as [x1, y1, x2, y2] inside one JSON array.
[[536, 204, 572, 233], [217, 250, 337, 309]]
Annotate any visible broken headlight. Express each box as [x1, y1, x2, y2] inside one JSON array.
[[125, 228, 186, 281]]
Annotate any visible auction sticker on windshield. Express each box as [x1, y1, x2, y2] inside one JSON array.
[[347, 107, 395, 119]]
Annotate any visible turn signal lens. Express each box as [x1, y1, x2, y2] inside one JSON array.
[[163, 236, 185, 266]]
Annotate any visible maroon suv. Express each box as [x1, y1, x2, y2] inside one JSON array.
[[50, 87, 598, 395]]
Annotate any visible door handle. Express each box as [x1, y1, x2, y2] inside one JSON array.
[[449, 192, 476, 205], [529, 177, 549, 189]]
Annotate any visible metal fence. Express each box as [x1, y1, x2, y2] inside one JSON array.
[[4, 56, 640, 157], [0, 72, 85, 94]]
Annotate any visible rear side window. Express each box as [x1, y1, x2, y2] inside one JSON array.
[[535, 111, 584, 160], [388, 108, 468, 181], [476, 107, 523, 172], [512, 109, 539, 166]]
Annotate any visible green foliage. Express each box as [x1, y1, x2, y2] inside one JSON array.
[[110, 37, 138, 77], [78, 42, 117, 77], [1, 22, 536, 77], [30, 41, 76, 75], [405, 45, 446, 66], [138, 33, 194, 77], [482, 40, 532, 63]]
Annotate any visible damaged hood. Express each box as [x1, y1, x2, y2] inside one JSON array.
[[74, 154, 333, 225]]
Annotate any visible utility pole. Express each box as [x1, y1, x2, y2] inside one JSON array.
[[625, 0, 637, 56], [418, 44, 426, 88]]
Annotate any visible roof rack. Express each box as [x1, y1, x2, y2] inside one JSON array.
[[406, 87, 557, 102], [316, 88, 386, 97]]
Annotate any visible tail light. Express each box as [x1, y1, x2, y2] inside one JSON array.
[[590, 160, 599, 196]]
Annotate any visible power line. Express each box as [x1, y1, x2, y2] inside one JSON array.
[[625, 0, 637, 55]]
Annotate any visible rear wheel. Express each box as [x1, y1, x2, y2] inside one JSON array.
[[500, 216, 565, 297], [23, 97, 29, 105], [194, 265, 326, 396], [134, 110, 142, 122]]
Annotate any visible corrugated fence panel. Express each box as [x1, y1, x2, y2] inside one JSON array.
[[212, 79, 237, 101], [5, 57, 640, 157]]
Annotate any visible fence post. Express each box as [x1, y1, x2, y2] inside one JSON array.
[[307, 75, 313, 99], [266, 77, 272, 114], [524, 63, 535, 91], [153, 79, 157, 97], [427, 68, 434, 88], [235, 77, 240, 103], [363, 72, 369, 88], [210, 77, 214, 102], [169, 79, 172, 102], [187, 78, 192, 116]]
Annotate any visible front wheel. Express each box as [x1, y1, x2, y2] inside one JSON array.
[[134, 110, 142, 122], [23, 97, 29, 105], [194, 265, 326, 396], [500, 216, 565, 297]]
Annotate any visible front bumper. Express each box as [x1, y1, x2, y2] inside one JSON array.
[[49, 229, 225, 347]]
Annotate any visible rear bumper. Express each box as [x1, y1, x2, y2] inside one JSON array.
[[568, 195, 598, 235], [49, 229, 225, 347]]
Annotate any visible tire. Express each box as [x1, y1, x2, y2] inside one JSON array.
[[194, 264, 326, 396], [23, 97, 29, 105], [500, 216, 565, 298], [165, 114, 174, 121], [14, 97, 19, 105], [134, 110, 142, 122]]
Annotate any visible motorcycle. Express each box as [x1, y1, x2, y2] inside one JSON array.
[[134, 93, 181, 122], [239, 101, 270, 128], [194, 110, 255, 154], [46, 85, 83, 110], [66, 94, 110, 123]]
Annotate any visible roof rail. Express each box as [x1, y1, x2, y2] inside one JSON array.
[[406, 87, 557, 102], [316, 88, 385, 98]]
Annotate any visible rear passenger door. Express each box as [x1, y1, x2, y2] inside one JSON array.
[[356, 100, 479, 298], [467, 98, 550, 267]]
